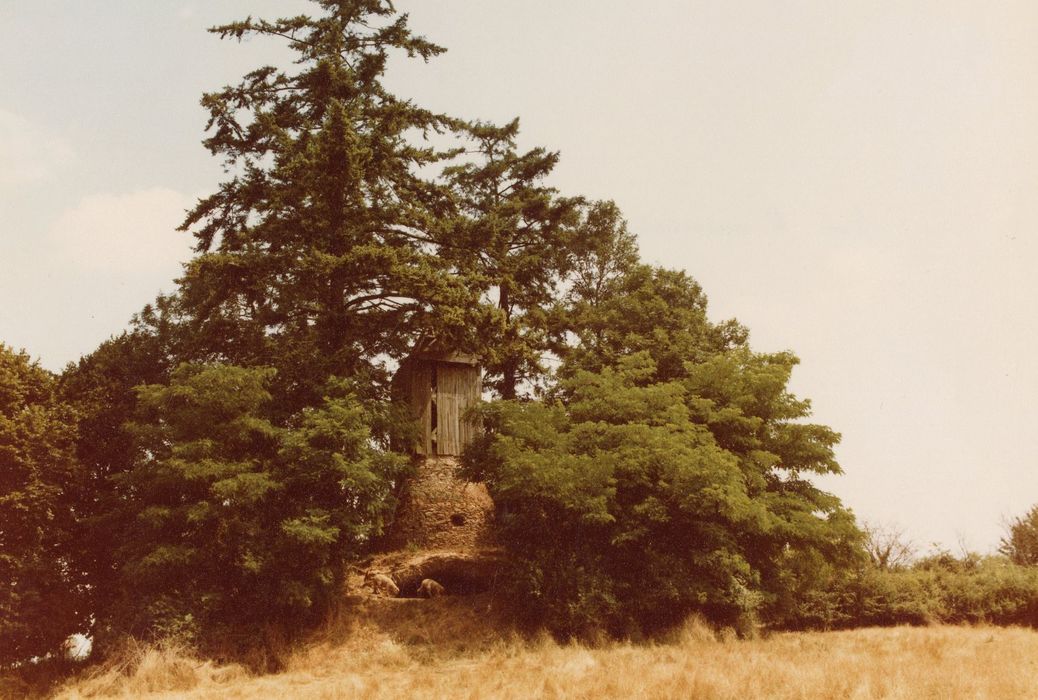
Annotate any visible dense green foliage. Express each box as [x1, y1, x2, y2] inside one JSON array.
[[560, 263, 747, 384], [465, 349, 861, 638], [57, 330, 171, 646], [102, 364, 405, 653], [0, 345, 82, 667]]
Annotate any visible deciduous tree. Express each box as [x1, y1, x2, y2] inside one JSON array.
[[57, 329, 170, 647], [466, 345, 859, 636], [464, 353, 806, 636], [1000, 505, 1038, 566], [0, 345, 82, 667]]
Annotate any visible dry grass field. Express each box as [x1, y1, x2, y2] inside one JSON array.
[[52, 597, 1038, 700]]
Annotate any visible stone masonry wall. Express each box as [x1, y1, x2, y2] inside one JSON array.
[[385, 456, 495, 551]]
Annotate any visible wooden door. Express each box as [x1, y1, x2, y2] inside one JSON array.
[[436, 364, 462, 455], [434, 363, 481, 455], [410, 363, 432, 455]]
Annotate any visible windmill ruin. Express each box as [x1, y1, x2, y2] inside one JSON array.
[[367, 340, 501, 597]]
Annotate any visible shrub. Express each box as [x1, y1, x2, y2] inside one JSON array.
[[773, 554, 1038, 631]]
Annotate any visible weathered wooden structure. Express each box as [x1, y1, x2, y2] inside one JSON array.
[[391, 343, 482, 456]]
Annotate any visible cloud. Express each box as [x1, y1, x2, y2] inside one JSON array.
[[0, 108, 74, 186], [49, 188, 195, 279]]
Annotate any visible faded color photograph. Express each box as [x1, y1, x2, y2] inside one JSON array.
[[2, 2, 1037, 697]]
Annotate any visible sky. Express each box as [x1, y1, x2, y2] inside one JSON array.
[[2, 1, 1036, 553]]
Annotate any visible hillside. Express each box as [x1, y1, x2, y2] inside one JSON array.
[[49, 595, 1038, 699]]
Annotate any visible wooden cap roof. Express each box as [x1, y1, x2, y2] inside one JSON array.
[[406, 336, 479, 366]]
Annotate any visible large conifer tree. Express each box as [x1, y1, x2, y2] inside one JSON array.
[[441, 119, 582, 398], [176, 0, 479, 411]]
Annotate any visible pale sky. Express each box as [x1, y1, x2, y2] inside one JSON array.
[[2, 1, 1036, 553]]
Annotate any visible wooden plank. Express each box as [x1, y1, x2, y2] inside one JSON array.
[[437, 365, 458, 455], [434, 364, 482, 455], [411, 362, 432, 455]]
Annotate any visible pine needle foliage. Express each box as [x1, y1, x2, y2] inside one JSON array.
[[105, 364, 406, 655], [176, 0, 482, 412]]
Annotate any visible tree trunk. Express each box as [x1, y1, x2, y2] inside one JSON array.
[[499, 282, 517, 399]]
